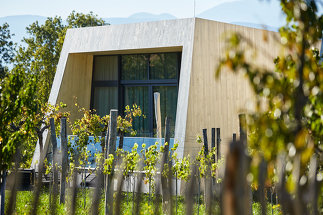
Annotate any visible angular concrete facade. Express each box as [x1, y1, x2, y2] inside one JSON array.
[[46, 18, 280, 159]]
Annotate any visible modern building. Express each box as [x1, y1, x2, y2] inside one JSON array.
[[45, 18, 280, 159]]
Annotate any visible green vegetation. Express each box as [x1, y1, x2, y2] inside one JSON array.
[[216, 0, 323, 213], [0, 23, 15, 79], [0, 10, 107, 180], [6, 190, 283, 215], [0, 66, 37, 172], [217, 0, 322, 190], [0, 12, 107, 214]]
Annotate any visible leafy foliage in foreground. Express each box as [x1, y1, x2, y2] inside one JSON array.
[[217, 0, 322, 181], [216, 0, 323, 212], [0, 66, 37, 171]]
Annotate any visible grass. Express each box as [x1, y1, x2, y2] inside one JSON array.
[[252, 202, 281, 215], [5, 189, 280, 214]]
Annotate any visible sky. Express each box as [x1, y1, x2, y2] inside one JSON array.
[[1, 0, 240, 18]]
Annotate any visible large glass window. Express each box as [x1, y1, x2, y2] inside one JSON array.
[[150, 53, 179, 80], [121, 55, 148, 80], [93, 56, 119, 81], [152, 86, 178, 136], [91, 56, 118, 116], [124, 86, 150, 136], [92, 87, 118, 117], [91, 52, 181, 137]]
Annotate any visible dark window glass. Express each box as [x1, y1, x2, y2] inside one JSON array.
[[92, 56, 119, 117], [121, 54, 148, 80], [124, 86, 150, 136], [150, 53, 178, 80], [153, 86, 177, 137], [93, 56, 118, 81], [92, 87, 118, 117]]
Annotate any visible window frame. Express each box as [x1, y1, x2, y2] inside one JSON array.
[[90, 52, 181, 137]]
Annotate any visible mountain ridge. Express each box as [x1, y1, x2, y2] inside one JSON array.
[[197, 0, 284, 27]]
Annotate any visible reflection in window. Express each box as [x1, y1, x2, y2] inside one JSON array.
[[121, 55, 148, 80], [124, 86, 149, 136], [153, 86, 177, 137], [150, 53, 178, 80]]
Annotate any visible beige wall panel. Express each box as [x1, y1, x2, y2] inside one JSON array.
[[56, 53, 93, 125], [185, 19, 281, 156]]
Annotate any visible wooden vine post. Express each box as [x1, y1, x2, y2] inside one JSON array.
[[60, 117, 68, 204], [105, 109, 118, 215], [216, 128, 221, 161], [161, 117, 172, 215], [90, 132, 105, 215], [211, 128, 216, 163], [49, 118, 58, 213], [154, 92, 162, 140], [222, 114, 252, 215], [239, 114, 252, 215], [0, 170, 6, 215], [202, 128, 212, 214]]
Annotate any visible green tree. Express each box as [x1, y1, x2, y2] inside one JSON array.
[[0, 67, 38, 170], [0, 66, 38, 214], [15, 17, 65, 104], [67, 11, 106, 28], [0, 23, 15, 79], [15, 11, 106, 104]]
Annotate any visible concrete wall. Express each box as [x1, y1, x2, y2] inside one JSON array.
[[185, 19, 280, 156], [56, 54, 93, 122]]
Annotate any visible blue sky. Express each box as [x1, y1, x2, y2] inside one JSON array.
[[1, 0, 263, 18]]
